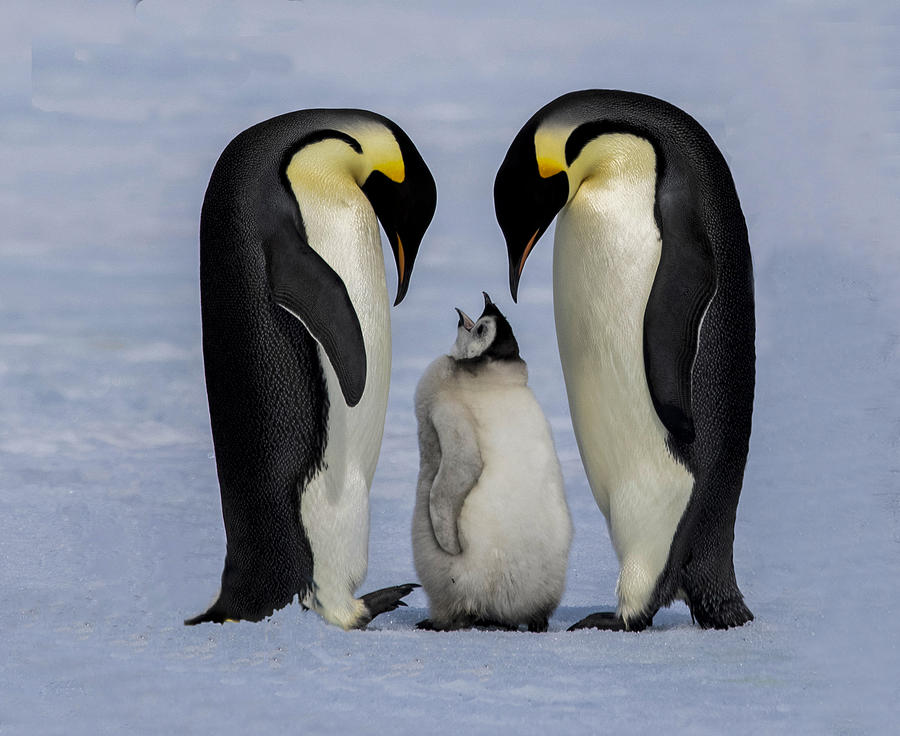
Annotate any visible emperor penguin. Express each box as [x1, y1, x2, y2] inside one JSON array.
[[493, 90, 755, 631], [412, 293, 572, 632], [186, 109, 437, 629]]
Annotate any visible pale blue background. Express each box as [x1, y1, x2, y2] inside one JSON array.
[[1, 1, 898, 733]]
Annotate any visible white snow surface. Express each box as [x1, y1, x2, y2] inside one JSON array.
[[2, 1, 899, 733]]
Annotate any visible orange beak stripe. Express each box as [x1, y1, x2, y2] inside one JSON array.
[[396, 234, 406, 285], [518, 228, 540, 279]]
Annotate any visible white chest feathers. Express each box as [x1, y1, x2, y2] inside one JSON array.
[[551, 134, 694, 622], [411, 356, 572, 629], [286, 147, 392, 629]]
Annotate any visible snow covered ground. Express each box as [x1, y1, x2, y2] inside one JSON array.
[[2, 1, 898, 733]]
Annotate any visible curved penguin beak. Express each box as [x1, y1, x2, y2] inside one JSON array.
[[455, 308, 475, 331], [360, 133, 437, 308], [494, 122, 570, 303], [509, 229, 540, 303], [392, 234, 409, 306]]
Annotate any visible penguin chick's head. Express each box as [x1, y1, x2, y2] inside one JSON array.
[[451, 292, 520, 363]]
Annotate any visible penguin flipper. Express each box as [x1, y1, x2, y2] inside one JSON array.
[[263, 219, 367, 407], [643, 186, 716, 444], [427, 401, 483, 555]]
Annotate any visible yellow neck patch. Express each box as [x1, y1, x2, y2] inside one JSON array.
[[535, 122, 656, 204], [533, 123, 574, 179], [342, 121, 406, 184], [376, 158, 405, 183], [283, 122, 406, 193], [567, 133, 656, 193], [537, 156, 565, 179]]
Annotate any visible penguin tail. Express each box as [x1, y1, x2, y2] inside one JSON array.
[[355, 583, 420, 629]]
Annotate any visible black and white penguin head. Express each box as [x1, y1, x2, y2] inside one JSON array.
[[451, 292, 520, 363], [495, 90, 681, 302], [279, 114, 437, 306]]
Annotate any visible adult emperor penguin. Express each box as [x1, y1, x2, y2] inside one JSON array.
[[412, 293, 572, 632], [493, 90, 755, 631], [186, 109, 436, 629]]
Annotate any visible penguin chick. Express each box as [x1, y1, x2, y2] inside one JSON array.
[[412, 292, 572, 632]]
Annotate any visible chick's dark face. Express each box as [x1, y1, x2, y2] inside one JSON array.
[[451, 295, 520, 363]]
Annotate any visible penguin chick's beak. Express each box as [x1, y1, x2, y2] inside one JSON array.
[[455, 308, 475, 331]]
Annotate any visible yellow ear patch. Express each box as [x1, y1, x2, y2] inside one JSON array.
[[533, 123, 573, 179], [537, 156, 565, 179], [377, 158, 406, 183], [340, 121, 407, 184]]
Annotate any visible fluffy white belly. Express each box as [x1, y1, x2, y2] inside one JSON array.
[[553, 169, 693, 618], [446, 385, 571, 620]]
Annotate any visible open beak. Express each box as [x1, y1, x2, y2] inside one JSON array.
[[455, 308, 475, 331]]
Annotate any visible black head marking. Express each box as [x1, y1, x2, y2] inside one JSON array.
[[494, 124, 569, 302], [361, 120, 437, 305], [276, 120, 436, 308], [475, 295, 520, 363]]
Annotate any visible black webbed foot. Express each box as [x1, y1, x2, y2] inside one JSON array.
[[416, 614, 476, 631], [567, 611, 652, 632], [355, 583, 419, 628], [416, 615, 519, 631], [471, 618, 518, 631]]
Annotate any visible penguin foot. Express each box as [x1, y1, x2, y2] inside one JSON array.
[[184, 602, 274, 626], [184, 610, 226, 626], [355, 583, 420, 628], [416, 615, 476, 631], [471, 618, 518, 631], [416, 617, 461, 631], [416, 616, 523, 632], [567, 611, 653, 632], [689, 595, 754, 630]]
